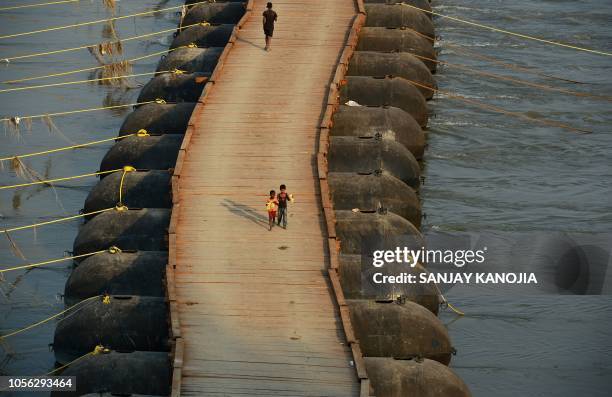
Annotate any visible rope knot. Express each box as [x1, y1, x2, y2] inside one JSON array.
[[123, 165, 136, 173], [187, 43, 198, 48], [102, 295, 111, 305], [115, 204, 128, 212], [136, 129, 149, 137], [172, 69, 185, 75], [108, 246, 122, 254], [92, 344, 110, 355], [154, 98, 166, 104]]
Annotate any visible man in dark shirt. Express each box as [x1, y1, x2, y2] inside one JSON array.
[[262, 2, 277, 51]]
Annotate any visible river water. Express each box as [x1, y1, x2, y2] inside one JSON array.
[[0, 0, 611, 396], [422, 0, 612, 396], [0, 0, 181, 388]]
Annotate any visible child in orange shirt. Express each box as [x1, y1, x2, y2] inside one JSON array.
[[266, 190, 279, 231]]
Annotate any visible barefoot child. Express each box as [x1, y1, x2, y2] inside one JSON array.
[[266, 190, 279, 231], [276, 184, 294, 229], [262, 2, 277, 51]]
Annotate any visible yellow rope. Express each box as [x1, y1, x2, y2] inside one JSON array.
[[0, 294, 101, 339], [0, 134, 135, 163], [0, 70, 175, 93], [397, 26, 591, 85], [401, 77, 592, 134], [0, 168, 121, 190], [446, 302, 465, 316], [117, 166, 135, 205], [0, 99, 159, 122], [45, 351, 90, 375], [2, 208, 115, 234], [1, 48, 183, 84], [402, 4, 612, 56], [444, 43, 591, 85], [0, 251, 106, 274], [2, 23, 203, 62], [411, 54, 612, 102], [0, 0, 80, 12], [0, 1, 208, 40], [400, 26, 436, 43], [0, 341, 108, 390], [46, 344, 110, 376], [427, 273, 465, 316]]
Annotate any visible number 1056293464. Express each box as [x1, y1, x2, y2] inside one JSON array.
[[0, 376, 76, 392]]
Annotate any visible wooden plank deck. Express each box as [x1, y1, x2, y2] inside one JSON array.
[[174, 1, 359, 395]]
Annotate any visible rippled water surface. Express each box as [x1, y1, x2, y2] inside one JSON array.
[[0, 0, 611, 396], [0, 0, 181, 392], [423, 0, 612, 396]]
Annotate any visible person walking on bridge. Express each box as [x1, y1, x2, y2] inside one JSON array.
[[276, 184, 294, 229], [266, 190, 279, 231], [262, 2, 277, 51]]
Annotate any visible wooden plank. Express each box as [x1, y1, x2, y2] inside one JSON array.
[[317, 152, 328, 178], [167, 232, 176, 258], [356, 1, 366, 15], [324, 207, 337, 238], [228, 27, 238, 44], [197, 82, 214, 104], [166, 264, 177, 302], [328, 268, 346, 307], [167, 253, 176, 272], [327, 84, 339, 105], [180, 125, 194, 152], [319, 126, 330, 153], [172, 0, 363, 395], [173, 150, 186, 178], [170, 300, 181, 339], [174, 337, 184, 368], [320, 104, 335, 129], [346, 16, 360, 48], [171, 176, 180, 205], [320, 182, 331, 209], [360, 379, 372, 397], [339, 305, 356, 343], [351, 343, 368, 380], [333, 64, 346, 86], [170, 366, 182, 397], [187, 102, 202, 128], [340, 45, 354, 67], [168, 206, 179, 235], [328, 239, 340, 270]]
